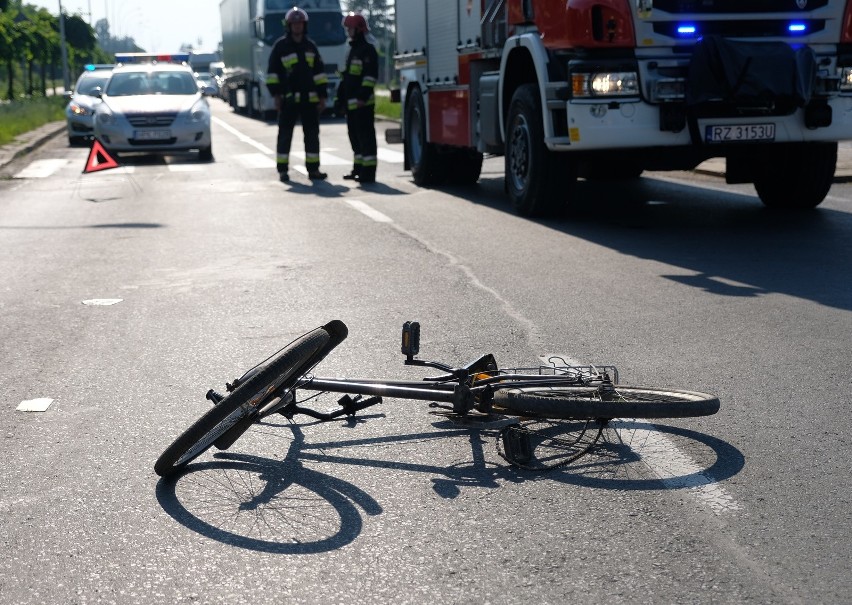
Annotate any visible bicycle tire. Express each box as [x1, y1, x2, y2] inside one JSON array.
[[154, 321, 345, 477], [493, 385, 719, 420]]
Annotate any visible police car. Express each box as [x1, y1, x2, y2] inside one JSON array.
[[65, 64, 113, 146], [93, 54, 213, 161]]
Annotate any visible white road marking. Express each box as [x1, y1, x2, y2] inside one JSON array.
[[213, 115, 403, 166], [613, 420, 741, 515], [345, 199, 392, 223], [235, 153, 275, 169], [377, 148, 405, 163], [13, 159, 69, 179], [289, 150, 350, 166], [167, 164, 204, 172], [212, 116, 275, 154], [17, 398, 53, 412], [81, 298, 123, 305]]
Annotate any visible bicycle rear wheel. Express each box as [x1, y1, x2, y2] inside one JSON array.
[[493, 385, 719, 420], [496, 419, 603, 470], [154, 320, 347, 477]]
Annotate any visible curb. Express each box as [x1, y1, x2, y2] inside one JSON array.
[[0, 121, 66, 170]]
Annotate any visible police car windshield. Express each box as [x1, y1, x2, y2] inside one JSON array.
[[263, 13, 347, 46], [76, 76, 109, 95], [107, 71, 199, 96]]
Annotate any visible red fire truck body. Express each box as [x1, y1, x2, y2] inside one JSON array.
[[395, 0, 852, 215]]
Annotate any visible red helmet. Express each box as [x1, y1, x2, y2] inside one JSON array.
[[285, 7, 308, 24], [342, 12, 369, 33]]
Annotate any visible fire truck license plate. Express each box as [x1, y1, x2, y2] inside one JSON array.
[[705, 124, 775, 143], [134, 129, 171, 141]]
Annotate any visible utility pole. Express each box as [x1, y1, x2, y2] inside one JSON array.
[[58, 0, 71, 92]]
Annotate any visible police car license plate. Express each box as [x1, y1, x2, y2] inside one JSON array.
[[134, 129, 171, 141], [705, 123, 775, 143]]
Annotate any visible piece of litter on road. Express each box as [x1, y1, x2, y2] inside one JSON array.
[[17, 398, 54, 412], [81, 299, 123, 306]]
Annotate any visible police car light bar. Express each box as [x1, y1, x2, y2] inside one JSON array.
[[114, 53, 190, 65]]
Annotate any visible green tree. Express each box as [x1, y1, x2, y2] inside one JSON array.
[[28, 9, 57, 95]]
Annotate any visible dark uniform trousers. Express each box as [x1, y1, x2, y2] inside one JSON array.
[[277, 97, 321, 174], [346, 104, 377, 180]]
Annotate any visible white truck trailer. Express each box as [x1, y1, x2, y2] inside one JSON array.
[[219, 0, 348, 119]]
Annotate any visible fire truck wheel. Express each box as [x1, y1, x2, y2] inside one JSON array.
[[505, 84, 572, 216], [405, 86, 442, 186], [753, 142, 836, 209]]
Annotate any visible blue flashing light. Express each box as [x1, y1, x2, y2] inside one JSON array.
[[85, 64, 95, 71], [677, 24, 697, 36], [788, 22, 807, 34]]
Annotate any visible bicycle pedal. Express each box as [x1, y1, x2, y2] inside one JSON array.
[[502, 426, 533, 465], [401, 321, 420, 356]]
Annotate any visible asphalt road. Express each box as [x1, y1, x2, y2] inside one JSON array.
[[1, 100, 850, 604]]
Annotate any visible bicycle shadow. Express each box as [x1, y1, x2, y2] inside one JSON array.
[[155, 417, 743, 552], [155, 451, 383, 554], [550, 421, 745, 492]]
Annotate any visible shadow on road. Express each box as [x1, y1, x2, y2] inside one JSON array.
[[156, 415, 744, 553], [432, 174, 852, 311]]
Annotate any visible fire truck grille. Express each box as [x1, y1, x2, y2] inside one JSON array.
[[653, 20, 826, 38], [652, 0, 829, 13]]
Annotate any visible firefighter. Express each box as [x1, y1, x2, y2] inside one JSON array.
[[338, 12, 378, 184], [265, 7, 329, 182]]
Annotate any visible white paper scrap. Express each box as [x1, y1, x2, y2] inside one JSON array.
[[81, 299, 123, 306], [17, 398, 54, 412]]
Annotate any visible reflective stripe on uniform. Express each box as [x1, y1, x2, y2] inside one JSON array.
[[282, 53, 298, 70]]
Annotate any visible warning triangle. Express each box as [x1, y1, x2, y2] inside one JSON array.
[[83, 139, 120, 173]]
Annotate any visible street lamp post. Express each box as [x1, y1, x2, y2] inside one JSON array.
[[58, 0, 70, 92]]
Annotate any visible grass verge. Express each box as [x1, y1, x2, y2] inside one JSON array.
[[375, 93, 400, 121], [0, 97, 66, 146]]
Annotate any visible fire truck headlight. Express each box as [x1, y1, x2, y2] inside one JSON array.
[[573, 72, 639, 98], [590, 72, 639, 96], [840, 67, 852, 92]]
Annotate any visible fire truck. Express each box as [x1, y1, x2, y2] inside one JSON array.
[[394, 0, 852, 216]]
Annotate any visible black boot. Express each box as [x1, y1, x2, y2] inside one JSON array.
[[307, 170, 327, 180]]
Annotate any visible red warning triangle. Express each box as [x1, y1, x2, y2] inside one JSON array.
[[83, 139, 120, 173]]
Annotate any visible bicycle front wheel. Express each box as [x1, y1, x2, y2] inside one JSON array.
[[493, 385, 719, 420], [154, 321, 345, 477]]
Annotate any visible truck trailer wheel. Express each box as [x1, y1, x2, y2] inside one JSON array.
[[405, 87, 443, 186], [505, 84, 573, 216], [753, 142, 836, 209]]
